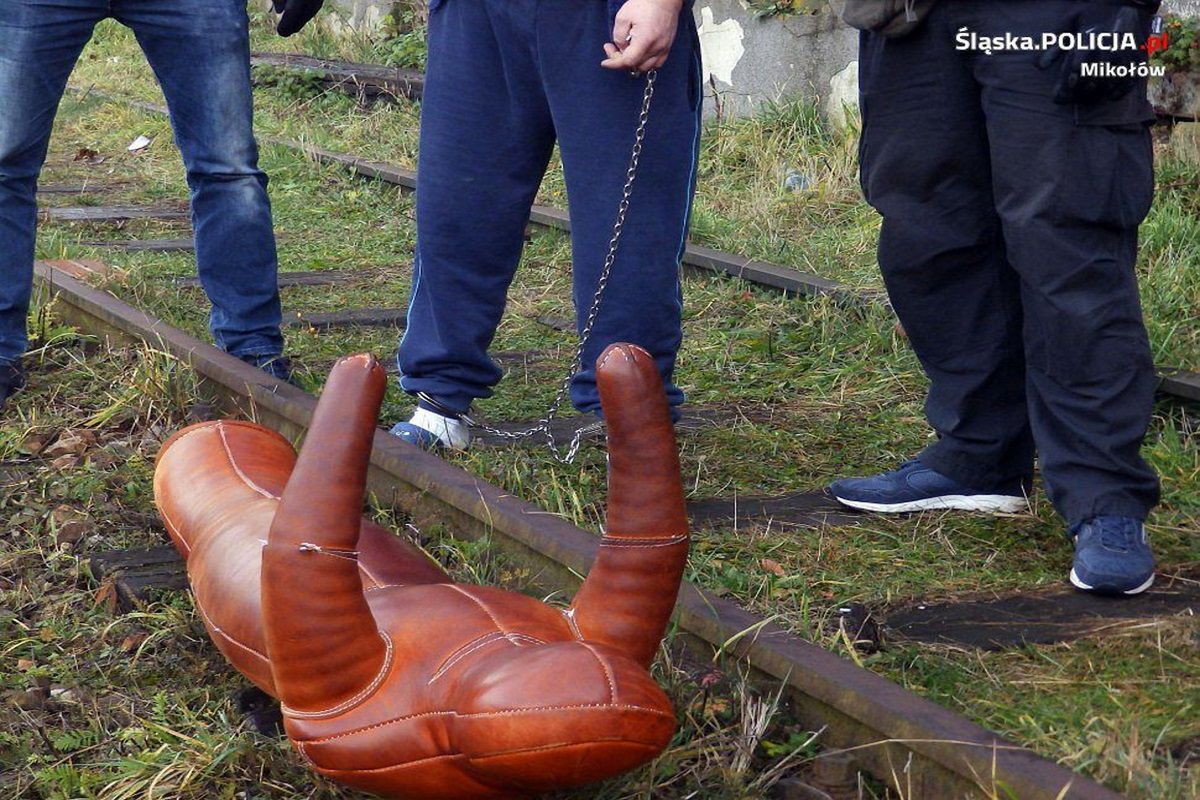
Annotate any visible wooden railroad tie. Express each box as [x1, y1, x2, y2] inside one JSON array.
[[174, 268, 380, 289], [90, 545, 188, 613], [39, 259, 113, 280], [85, 238, 196, 253], [887, 567, 1200, 650], [285, 307, 408, 330], [40, 205, 190, 224]]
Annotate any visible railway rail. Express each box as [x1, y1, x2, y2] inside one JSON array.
[[32, 260, 1127, 800], [46, 80, 1197, 797], [249, 51, 425, 103], [66, 83, 1200, 406]]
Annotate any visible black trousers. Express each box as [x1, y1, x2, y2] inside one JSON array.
[[858, 0, 1160, 525]]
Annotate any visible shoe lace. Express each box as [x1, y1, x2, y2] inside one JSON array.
[[1081, 517, 1142, 552]]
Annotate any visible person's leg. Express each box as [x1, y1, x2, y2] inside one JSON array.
[[396, 0, 556, 416], [855, 4, 1034, 493], [0, 0, 99, 367], [972, 0, 1160, 529], [115, 0, 284, 360], [538, 0, 701, 416]]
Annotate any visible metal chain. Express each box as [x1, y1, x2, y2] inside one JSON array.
[[443, 69, 659, 463]]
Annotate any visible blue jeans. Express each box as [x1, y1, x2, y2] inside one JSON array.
[[397, 0, 702, 416], [0, 0, 284, 365]]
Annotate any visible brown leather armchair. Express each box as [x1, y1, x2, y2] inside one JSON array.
[[153, 344, 690, 799]]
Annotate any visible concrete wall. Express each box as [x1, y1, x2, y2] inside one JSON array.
[[694, 1, 858, 122], [322, 0, 1197, 123], [327, 0, 398, 34], [1163, 0, 1200, 17]]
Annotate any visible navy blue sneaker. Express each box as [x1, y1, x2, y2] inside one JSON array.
[[237, 353, 295, 385], [0, 360, 26, 413], [1070, 516, 1155, 596], [829, 460, 1027, 514]]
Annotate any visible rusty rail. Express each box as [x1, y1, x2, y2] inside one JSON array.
[[68, 86, 1197, 405], [33, 262, 1124, 800]]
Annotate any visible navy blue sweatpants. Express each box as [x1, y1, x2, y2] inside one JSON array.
[[397, 0, 702, 416], [859, 0, 1161, 525]]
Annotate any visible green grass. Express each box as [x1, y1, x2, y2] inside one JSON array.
[[0, 336, 829, 800], [2, 12, 1197, 799]]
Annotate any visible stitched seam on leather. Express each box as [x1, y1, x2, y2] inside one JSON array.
[[193, 592, 269, 661], [294, 741, 319, 767], [301, 704, 671, 745], [428, 632, 506, 684], [561, 608, 585, 641], [158, 505, 190, 555], [362, 580, 459, 594], [469, 738, 660, 761], [446, 585, 507, 634], [597, 534, 686, 546], [596, 347, 623, 370], [505, 633, 542, 646], [283, 631, 394, 719], [316, 753, 462, 775], [461, 703, 672, 719], [216, 422, 279, 500], [301, 710, 455, 743], [357, 560, 384, 589], [427, 631, 544, 686], [582, 643, 618, 704]]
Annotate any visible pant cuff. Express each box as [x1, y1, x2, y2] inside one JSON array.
[[1063, 500, 1152, 529], [918, 442, 1032, 493]]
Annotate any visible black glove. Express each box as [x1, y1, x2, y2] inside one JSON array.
[[272, 0, 325, 37], [1039, 1, 1157, 106]]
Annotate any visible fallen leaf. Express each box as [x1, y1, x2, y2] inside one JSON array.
[[50, 454, 80, 471], [94, 581, 119, 614], [760, 558, 786, 578], [119, 634, 147, 653], [19, 432, 54, 455], [55, 519, 91, 549], [16, 658, 35, 671], [43, 429, 95, 458], [73, 147, 106, 166], [9, 688, 48, 711]]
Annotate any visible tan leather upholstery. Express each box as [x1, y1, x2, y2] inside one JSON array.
[[153, 344, 689, 799]]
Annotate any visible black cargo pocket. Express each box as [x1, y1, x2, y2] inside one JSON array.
[[1073, 81, 1156, 128], [1051, 120, 1153, 230]]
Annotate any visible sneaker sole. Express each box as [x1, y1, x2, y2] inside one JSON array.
[[1070, 568, 1155, 596], [831, 494, 1027, 515]]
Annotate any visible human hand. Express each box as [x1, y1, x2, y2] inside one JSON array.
[[272, 0, 325, 37], [601, 0, 685, 73], [1039, 3, 1157, 105]]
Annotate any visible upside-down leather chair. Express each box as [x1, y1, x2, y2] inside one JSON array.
[[152, 344, 690, 799]]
